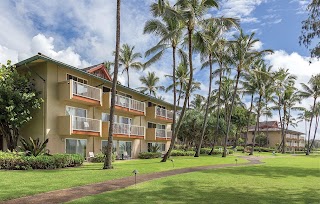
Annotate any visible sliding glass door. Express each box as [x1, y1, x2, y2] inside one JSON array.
[[66, 139, 87, 158]]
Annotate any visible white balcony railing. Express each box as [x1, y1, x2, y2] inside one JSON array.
[[156, 107, 173, 120], [113, 123, 145, 136], [156, 129, 166, 138], [72, 116, 101, 132], [72, 80, 102, 101], [115, 94, 145, 113], [156, 129, 171, 139]]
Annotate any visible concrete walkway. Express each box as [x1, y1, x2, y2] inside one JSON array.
[[2, 156, 263, 204]]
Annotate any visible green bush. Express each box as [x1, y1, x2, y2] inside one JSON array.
[[138, 152, 162, 159], [90, 153, 116, 163], [200, 148, 212, 154], [170, 150, 195, 156], [0, 151, 84, 170]]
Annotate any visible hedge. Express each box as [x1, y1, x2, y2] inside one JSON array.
[[90, 153, 116, 162], [170, 150, 195, 156], [138, 152, 162, 159], [0, 151, 84, 170]]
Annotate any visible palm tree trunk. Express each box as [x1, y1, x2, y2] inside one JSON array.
[[127, 67, 130, 88], [306, 97, 317, 155], [250, 94, 262, 155], [195, 54, 213, 157], [223, 70, 241, 157], [243, 94, 254, 153], [104, 0, 120, 169], [281, 105, 287, 154], [162, 28, 194, 162], [178, 83, 182, 107], [309, 113, 319, 151], [209, 62, 223, 155]]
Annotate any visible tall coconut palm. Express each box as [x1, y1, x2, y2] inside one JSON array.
[[162, 0, 220, 162], [300, 74, 320, 155], [137, 71, 165, 96], [272, 68, 297, 153], [190, 94, 206, 111], [166, 62, 190, 106], [104, 0, 121, 169], [118, 44, 143, 88], [223, 31, 273, 157], [249, 60, 272, 155], [193, 20, 238, 157], [144, 1, 186, 163]]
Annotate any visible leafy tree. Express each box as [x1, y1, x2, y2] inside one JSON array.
[[137, 71, 165, 96], [0, 60, 43, 151], [299, 0, 320, 58], [118, 44, 143, 88], [104, 0, 121, 169]]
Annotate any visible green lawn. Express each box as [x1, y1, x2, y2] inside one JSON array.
[[0, 155, 245, 201], [68, 155, 320, 204]]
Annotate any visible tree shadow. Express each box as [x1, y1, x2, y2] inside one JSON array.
[[71, 180, 320, 204]]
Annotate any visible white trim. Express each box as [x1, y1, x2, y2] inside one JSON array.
[[66, 73, 88, 84], [66, 106, 87, 117]]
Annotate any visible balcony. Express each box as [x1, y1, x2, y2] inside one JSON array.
[[102, 122, 145, 139], [146, 106, 173, 123], [146, 128, 172, 141], [58, 115, 102, 137], [59, 80, 102, 106], [102, 92, 145, 116]]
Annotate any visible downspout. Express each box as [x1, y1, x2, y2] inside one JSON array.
[[24, 63, 46, 143]]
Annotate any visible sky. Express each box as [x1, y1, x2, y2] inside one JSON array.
[[0, 0, 319, 137]]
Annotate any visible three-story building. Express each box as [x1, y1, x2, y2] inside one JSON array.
[[5, 53, 174, 159]]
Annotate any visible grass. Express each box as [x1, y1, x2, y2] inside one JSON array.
[[0, 154, 245, 201], [68, 155, 320, 204]]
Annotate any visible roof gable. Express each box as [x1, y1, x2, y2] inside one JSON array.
[[83, 64, 112, 81]]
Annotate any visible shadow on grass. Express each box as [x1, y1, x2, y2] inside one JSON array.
[[71, 180, 320, 204], [201, 165, 320, 179]]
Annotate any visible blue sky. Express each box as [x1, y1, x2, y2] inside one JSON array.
[[0, 0, 318, 136]]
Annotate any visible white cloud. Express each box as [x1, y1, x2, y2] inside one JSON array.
[[252, 41, 264, 50], [218, 0, 267, 24], [0, 45, 18, 64], [30, 34, 90, 68]]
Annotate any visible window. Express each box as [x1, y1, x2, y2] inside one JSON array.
[[66, 139, 87, 158], [102, 113, 118, 122], [148, 122, 156, 128], [148, 142, 166, 152], [119, 141, 132, 157], [157, 124, 166, 129], [148, 102, 156, 107], [102, 140, 117, 151], [102, 86, 111, 93], [67, 74, 88, 84], [119, 116, 132, 124], [66, 106, 87, 117]]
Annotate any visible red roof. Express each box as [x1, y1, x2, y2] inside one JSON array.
[[83, 63, 112, 81]]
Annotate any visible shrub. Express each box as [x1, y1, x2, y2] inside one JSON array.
[[91, 153, 115, 163], [170, 150, 195, 156], [0, 151, 84, 170], [138, 152, 162, 159], [19, 137, 49, 157], [200, 148, 212, 154]]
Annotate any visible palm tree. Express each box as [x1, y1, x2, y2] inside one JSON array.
[[249, 60, 272, 155], [118, 44, 143, 88], [162, 0, 223, 162], [300, 74, 320, 155], [190, 94, 206, 111], [144, 1, 185, 163], [193, 23, 238, 157], [166, 62, 190, 106], [223, 31, 272, 157], [104, 0, 121, 169], [272, 68, 297, 153], [137, 71, 165, 96]]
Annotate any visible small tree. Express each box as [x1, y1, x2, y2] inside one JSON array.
[[0, 60, 43, 151]]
